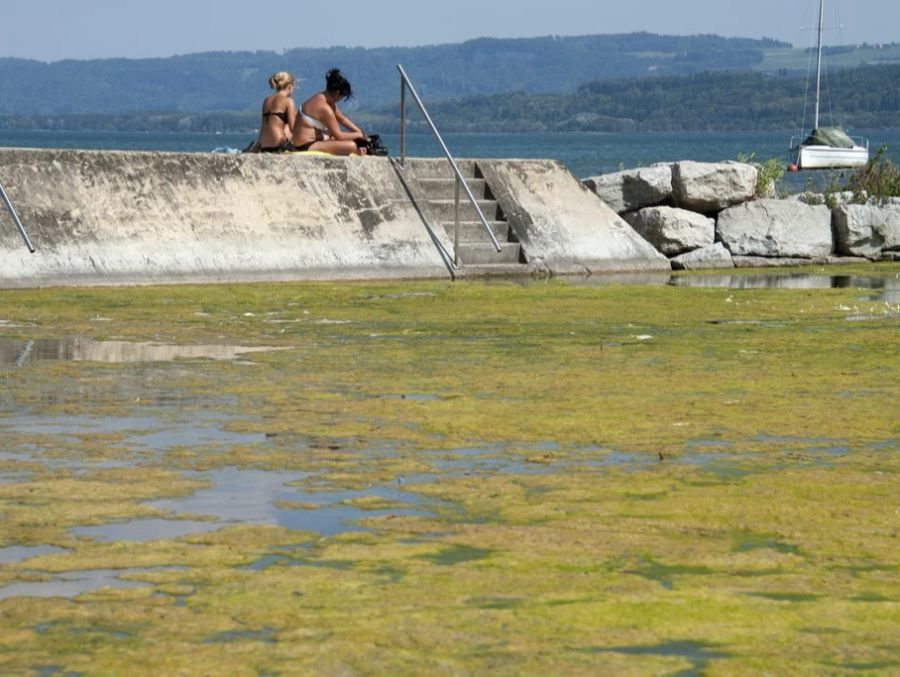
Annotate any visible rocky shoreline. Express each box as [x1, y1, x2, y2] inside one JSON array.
[[583, 161, 900, 270]]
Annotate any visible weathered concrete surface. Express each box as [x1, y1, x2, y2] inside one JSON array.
[[717, 200, 834, 259], [833, 204, 900, 259], [1, 149, 672, 287], [479, 160, 670, 273], [623, 206, 715, 256], [0, 148, 450, 287]]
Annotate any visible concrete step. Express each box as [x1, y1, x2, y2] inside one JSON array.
[[444, 220, 510, 241], [432, 198, 501, 222], [403, 158, 477, 180], [418, 177, 488, 200], [455, 242, 523, 265]]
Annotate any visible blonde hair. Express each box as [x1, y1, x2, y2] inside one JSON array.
[[268, 71, 296, 91]]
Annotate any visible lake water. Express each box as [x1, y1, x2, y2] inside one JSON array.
[[2, 128, 898, 191]]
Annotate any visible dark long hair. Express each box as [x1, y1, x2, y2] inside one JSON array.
[[325, 69, 352, 100]]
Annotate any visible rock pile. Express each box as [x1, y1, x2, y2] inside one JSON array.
[[584, 161, 900, 269]]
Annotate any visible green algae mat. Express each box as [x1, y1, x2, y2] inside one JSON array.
[[0, 267, 898, 675]]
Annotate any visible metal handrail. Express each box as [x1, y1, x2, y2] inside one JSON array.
[[397, 64, 501, 261], [0, 179, 35, 253]]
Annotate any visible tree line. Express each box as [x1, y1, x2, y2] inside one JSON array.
[[3, 63, 896, 134], [0, 33, 787, 115]]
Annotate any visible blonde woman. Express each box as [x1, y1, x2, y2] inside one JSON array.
[[257, 71, 298, 152], [291, 69, 368, 155]]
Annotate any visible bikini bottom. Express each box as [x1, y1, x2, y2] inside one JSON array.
[[260, 140, 293, 153]]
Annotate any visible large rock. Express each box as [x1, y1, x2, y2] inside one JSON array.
[[583, 165, 672, 213], [672, 161, 757, 213], [671, 243, 734, 270], [833, 204, 900, 259], [717, 200, 834, 258], [623, 206, 715, 256]]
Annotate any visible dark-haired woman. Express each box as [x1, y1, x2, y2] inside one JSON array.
[[291, 69, 368, 156], [257, 71, 298, 152]]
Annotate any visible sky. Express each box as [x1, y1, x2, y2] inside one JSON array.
[[1, 0, 897, 62]]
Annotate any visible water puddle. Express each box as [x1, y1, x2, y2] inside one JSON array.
[[0, 567, 181, 600], [573, 271, 900, 302], [71, 467, 436, 542], [586, 640, 732, 675], [0, 412, 266, 453], [0, 545, 70, 565], [0, 337, 286, 366], [70, 518, 223, 542]]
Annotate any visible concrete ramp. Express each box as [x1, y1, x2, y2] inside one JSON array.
[[0, 149, 449, 287], [479, 159, 670, 274], [1, 149, 668, 288]]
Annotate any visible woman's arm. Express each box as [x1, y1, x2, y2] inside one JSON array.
[[317, 104, 364, 141], [335, 108, 364, 137]]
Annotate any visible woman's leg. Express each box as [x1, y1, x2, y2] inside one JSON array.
[[308, 140, 367, 156]]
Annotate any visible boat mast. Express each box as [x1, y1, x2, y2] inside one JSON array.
[[814, 0, 824, 130]]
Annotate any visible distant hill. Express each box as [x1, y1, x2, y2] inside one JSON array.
[[0, 33, 788, 115], [381, 64, 900, 133], [4, 63, 896, 135]]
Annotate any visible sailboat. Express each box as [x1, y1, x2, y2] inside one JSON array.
[[790, 0, 869, 170]]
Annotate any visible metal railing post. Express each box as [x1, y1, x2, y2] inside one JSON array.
[[0, 180, 35, 253], [400, 78, 407, 166], [454, 176, 460, 267], [396, 64, 501, 254]]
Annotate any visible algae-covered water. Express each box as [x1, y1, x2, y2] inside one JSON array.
[[1, 267, 898, 674]]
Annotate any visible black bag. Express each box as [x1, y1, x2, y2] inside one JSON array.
[[355, 134, 389, 156], [368, 134, 389, 156]]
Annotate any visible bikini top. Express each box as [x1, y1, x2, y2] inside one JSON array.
[[262, 110, 289, 124], [299, 111, 329, 133]]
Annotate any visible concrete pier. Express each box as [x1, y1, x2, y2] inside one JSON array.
[[0, 148, 667, 288]]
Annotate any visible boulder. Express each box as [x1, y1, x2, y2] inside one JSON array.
[[671, 243, 734, 270], [623, 206, 715, 256], [672, 161, 757, 213], [833, 204, 900, 259], [717, 200, 833, 259], [583, 165, 672, 213]]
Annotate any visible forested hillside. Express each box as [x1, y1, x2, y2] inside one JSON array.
[[0, 33, 786, 114], [374, 63, 900, 132], [2, 64, 896, 134]]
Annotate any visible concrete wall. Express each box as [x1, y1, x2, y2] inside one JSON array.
[[0, 149, 667, 288], [0, 149, 449, 287]]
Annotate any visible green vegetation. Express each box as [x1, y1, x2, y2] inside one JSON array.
[[1, 32, 898, 134], [0, 271, 899, 673], [388, 64, 900, 133], [0, 33, 787, 115], [738, 152, 787, 196], [757, 42, 900, 71], [795, 145, 900, 205], [3, 63, 897, 134], [846, 144, 900, 202]]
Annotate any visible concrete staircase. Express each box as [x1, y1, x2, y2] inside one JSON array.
[[400, 159, 526, 275]]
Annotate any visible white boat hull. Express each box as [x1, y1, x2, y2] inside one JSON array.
[[798, 144, 869, 170]]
